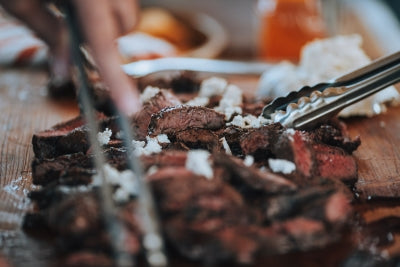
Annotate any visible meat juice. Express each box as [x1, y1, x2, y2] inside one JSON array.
[[256, 0, 327, 62]]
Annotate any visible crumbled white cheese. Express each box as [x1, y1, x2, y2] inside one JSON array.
[[220, 137, 232, 155], [219, 85, 243, 108], [144, 136, 163, 155], [244, 155, 254, 167], [199, 77, 228, 98], [92, 164, 138, 203], [132, 136, 163, 156], [156, 134, 170, 144], [185, 96, 209, 107], [97, 128, 112, 145], [132, 140, 146, 156], [218, 106, 242, 121], [140, 86, 160, 103], [185, 150, 213, 179], [268, 158, 296, 174], [228, 115, 269, 128], [214, 84, 244, 120], [229, 115, 246, 128]]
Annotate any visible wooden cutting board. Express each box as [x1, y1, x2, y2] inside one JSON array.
[[1, 65, 400, 266]]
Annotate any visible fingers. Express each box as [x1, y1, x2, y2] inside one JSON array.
[[73, 0, 142, 115], [110, 0, 139, 35]]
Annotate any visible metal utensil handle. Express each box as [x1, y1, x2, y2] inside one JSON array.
[[63, 3, 133, 266], [262, 50, 400, 119], [334, 50, 400, 84], [293, 61, 400, 129]]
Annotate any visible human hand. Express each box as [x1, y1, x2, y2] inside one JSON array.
[[0, 0, 142, 116], [72, 0, 142, 115]]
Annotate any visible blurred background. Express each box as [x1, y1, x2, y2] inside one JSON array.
[[139, 0, 400, 60], [1, 0, 400, 66]]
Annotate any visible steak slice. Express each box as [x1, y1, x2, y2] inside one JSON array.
[[214, 153, 297, 195], [32, 125, 89, 160], [32, 147, 128, 186], [32, 153, 95, 186], [239, 123, 284, 160], [132, 89, 181, 140], [271, 130, 315, 178], [148, 106, 225, 136], [140, 150, 187, 171], [310, 121, 361, 154], [172, 128, 220, 151], [312, 143, 358, 184], [32, 114, 127, 160], [263, 186, 352, 224]]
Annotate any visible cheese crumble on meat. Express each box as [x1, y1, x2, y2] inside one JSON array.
[[228, 115, 270, 128], [97, 128, 112, 145], [268, 158, 296, 174], [132, 136, 166, 156], [140, 86, 160, 103], [92, 164, 138, 203], [185, 150, 213, 179], [156, 134, 170, 144]]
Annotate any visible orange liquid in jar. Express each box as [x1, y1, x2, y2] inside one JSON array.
[[257, 0, 327, 62]]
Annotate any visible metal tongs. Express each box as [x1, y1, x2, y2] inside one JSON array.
[[261, 51, 400, 129], [63, 3, 167, 267]]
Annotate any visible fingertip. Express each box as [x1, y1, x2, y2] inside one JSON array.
[[117, 89, 142, 116]]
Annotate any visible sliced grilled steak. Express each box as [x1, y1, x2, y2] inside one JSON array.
[[214, 153, 297, 195], [140, 150, 187, 171], [239, 123, 284, 160], [271, 130, 315, 178], [310, 121, 361, 153], [172, 128, 220, 151], [148, 106, 225, 136], [132, 89, 181, 140], [32, 152, 93, 186], [312, 143, 358, 184]]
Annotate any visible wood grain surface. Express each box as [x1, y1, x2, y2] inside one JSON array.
[[0, 68, 79, 266]]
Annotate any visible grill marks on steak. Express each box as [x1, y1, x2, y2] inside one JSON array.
[[148, 105, 225, 136]]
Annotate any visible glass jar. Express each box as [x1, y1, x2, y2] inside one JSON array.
[[256, 0, 327, 62]]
